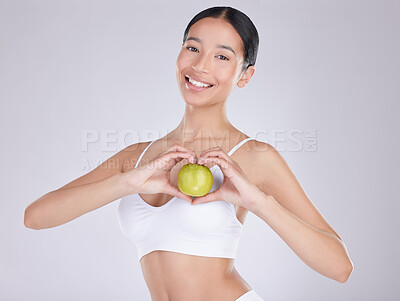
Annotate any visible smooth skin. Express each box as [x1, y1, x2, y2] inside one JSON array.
[[124, 140, 255, 301], [124, 16, 353, 300], [24, 16, 353, 301]]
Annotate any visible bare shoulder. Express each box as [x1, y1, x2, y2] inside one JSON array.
[[121, 141, 152, 172], [240, 139, 277, 189], [247, 139, 292, 193], [249, 140, 343, 241]]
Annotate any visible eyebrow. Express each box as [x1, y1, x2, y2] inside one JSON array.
[[186, 36, 236, 55]]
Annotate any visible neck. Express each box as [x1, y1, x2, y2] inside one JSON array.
[[173, 102, 234, 144]]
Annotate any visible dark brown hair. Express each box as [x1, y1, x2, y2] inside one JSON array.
[[183, 6, 259, 72]]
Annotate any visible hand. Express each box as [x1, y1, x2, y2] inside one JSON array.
[[126, 144, 197, 203], [192, 146, 265, 211]]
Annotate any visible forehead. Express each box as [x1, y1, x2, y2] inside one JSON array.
[[187, 17, 243, 55]]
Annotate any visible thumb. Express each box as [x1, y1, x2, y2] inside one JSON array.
[[163, 184, 193, 204], [192, 189, 221, 205]]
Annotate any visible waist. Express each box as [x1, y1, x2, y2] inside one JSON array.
[[140, 251, 252, 301]]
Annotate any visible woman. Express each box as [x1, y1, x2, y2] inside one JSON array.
[[24, 6, 354, 301]]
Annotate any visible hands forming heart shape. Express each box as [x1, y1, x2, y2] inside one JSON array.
[[125, 144, 265, 211]]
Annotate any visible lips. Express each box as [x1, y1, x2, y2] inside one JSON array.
[[185, 75, 214, 87], [185, 78, 213, 91]]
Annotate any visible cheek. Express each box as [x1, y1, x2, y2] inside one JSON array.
[[176, 51, 192, 68], [214, 67, 237, 85], [176, 55, 188, 82], [176, 53, 184, 71]]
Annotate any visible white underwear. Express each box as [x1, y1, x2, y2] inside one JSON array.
[[235, 289, 265, 301]]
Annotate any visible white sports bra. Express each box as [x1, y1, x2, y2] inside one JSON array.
[[117, 137, 255, 261]]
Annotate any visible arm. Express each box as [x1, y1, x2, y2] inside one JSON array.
[[24, 172, 134, 230], [250, 141, 354, 283], [23, 143, 145, 230]]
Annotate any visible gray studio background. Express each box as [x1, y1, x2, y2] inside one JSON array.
[[1, 0, 399, 300]]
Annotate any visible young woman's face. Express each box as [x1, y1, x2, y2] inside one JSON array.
[[176, 17, 248, 105]]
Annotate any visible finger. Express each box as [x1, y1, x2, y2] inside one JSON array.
[[164, 151, 192, 161], [160, 144, 197, 164], [192, 189, 221, 205], [199, 148, 232, 163], [167, 146, 196, 164], [199, 146, 222, 158], [160, 145, 193, 158], [198, 156, 229, 169], [153, 152, 192, 170], [167, 144, 196, 158], [198, 157, 237, 178], [163, 184, 193, 203], [166, 152, 193, 169], [180, 147, 197, 163]]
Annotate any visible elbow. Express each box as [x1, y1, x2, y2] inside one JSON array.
[[24, 191, 57, 230], [24, 208, 41, 230], [336, 260, 354, 283]]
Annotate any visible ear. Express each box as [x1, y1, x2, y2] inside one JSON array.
[[237, 66, 256, 88]]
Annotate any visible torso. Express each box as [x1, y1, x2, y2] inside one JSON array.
[[122, 130, 259, 301]]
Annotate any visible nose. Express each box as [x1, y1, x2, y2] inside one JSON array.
[[192, 53, 211, 73]]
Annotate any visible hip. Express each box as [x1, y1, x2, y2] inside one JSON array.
[[161, 272, 252, 300], [141, 252, 252, 300]]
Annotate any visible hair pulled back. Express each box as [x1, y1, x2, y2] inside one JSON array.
[[182, 6, 259, 72]]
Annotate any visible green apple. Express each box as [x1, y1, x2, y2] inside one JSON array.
[[177, 163, 213, 197]]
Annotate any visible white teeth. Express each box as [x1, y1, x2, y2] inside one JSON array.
[[187, 76, 212, 88]]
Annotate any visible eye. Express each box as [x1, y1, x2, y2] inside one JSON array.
[[185, 46, 229, 61], [217, 55, 229, 61], [186, 46, 198, 52]]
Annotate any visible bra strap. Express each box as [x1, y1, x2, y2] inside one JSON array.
[[135, 140, 157, 168], [136, 137, 256, 167], [228, 137, 256, 156]]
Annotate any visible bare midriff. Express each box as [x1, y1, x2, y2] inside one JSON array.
[[140, 250, 252, 301]]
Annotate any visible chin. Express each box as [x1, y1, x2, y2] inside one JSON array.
[[178, 88, 202, 104], [182, 96, 205, 106]]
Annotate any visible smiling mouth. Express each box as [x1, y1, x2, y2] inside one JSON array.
[[185, 76, 214, 88]]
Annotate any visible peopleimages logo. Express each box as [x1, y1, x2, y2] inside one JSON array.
[[80, 128, 318, 170]]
